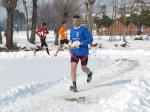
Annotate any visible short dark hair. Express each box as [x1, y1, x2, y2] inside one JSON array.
[[73, 15, 81, 19], [62, 21, 66, 25], [42, 22, 47, 26]]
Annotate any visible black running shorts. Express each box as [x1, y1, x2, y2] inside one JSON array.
[[60, 39, 69, 45]]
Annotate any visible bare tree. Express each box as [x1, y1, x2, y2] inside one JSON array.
[[53, 0, 81, 45], [30, 0, 38, 44], [52, 0, 81, 23], [38, 0, 81, 27], [1, 0, 18, 48], [111, 0, 119, 41], [23, 0, 29, 41], [116, 0, 134, 41], [93, 0, 107, 17], [38, 0, 81, 45], [38, 2, 55, 27]]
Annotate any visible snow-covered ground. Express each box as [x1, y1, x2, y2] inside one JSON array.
[[0, 31, 150, 112]]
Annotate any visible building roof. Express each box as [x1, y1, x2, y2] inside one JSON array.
[[134, 0, 146, 4]]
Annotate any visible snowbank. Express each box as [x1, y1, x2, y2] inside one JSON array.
[[98, 78, 150, 112]]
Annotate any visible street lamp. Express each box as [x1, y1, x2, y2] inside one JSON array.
[[84, 0, 96, 33], [134, 11, 142, 35], [123, 13, 131, 41], [126, 14, 131, 18]]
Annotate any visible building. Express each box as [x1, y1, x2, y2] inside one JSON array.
[[117, 0, 150, 18], [126, 0, 150, 15]]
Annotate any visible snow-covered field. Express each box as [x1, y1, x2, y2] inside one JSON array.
[[0, 31, 150, 112]]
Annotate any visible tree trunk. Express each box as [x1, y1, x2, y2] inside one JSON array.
[[6, 9, 14, 48], [54, 34, 59, 45], [29, 0, 38, 44], [23, 0, 30, 42], [54, 29, 59, 45], [0, 31, 2, 44]]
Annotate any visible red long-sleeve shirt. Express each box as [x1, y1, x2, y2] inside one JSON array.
[[36, 27, 49, 39]]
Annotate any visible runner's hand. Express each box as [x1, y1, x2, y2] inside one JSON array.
[[71, 41, 81, 48]]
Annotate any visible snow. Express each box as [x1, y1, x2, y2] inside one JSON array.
[[0, 31, 150, 112]]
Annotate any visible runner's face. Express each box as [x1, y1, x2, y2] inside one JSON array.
[[73, 18, 80, 27], [63, 23, 66, 27], [43, 26, 47, 28]]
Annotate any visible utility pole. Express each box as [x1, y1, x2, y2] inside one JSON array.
[[123, 2, 126, 42], [85, 0, 96, 33]]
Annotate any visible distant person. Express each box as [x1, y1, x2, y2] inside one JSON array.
[[54, 21, 69, 56], [34, 22, 50, 55], [137, 24, 142, 35]]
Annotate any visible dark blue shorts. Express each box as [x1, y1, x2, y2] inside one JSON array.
[[71, 54, 88, 65]]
